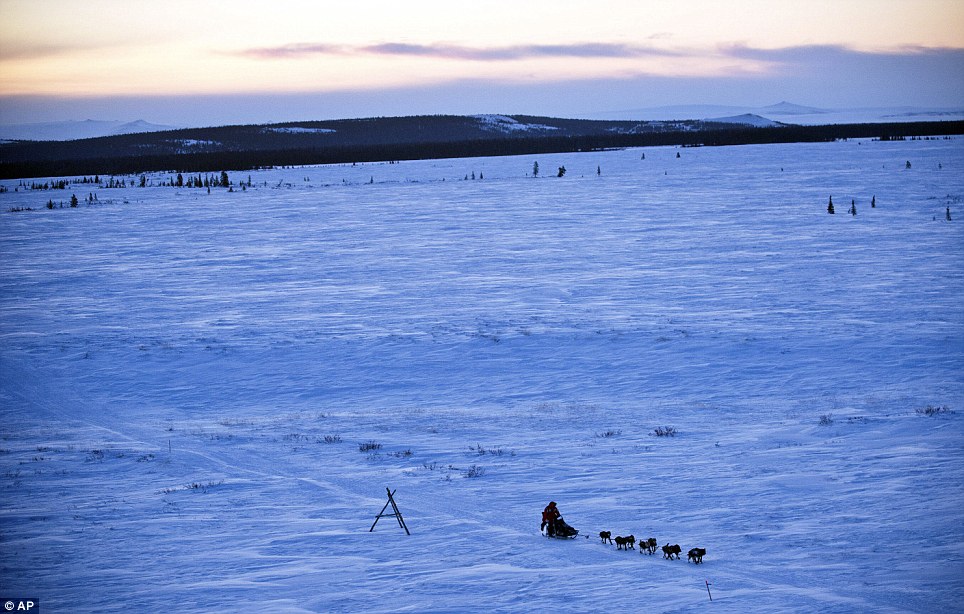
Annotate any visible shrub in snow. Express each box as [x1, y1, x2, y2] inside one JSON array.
[[916, 405, 951, 416], [465, 465, 486, 478], [359, 440, 382, 452], [818, 414, 834, 426], [472, 444, 512, 456], [653, 426, 677, 437], [322, 435, 342, 444]]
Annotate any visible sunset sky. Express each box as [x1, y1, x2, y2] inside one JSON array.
[[1, 0, 962, 126]]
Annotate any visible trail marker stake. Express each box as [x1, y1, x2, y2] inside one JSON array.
[[370, 487, 410, 535], [705, 580, 713, 601]]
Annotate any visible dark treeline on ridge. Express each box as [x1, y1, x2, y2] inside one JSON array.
[[1, 114, 961, 179]]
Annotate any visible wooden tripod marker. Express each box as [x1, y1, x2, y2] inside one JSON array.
[[370, 487, 410, 535]]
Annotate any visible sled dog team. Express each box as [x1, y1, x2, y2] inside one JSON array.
[[598, 531, 706, 564], [544, 501, 706, 564]]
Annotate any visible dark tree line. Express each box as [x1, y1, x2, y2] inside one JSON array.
[[1, 117, 961, 180]]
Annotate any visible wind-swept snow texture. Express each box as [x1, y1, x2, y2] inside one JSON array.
[[1, 138, 962, 613]]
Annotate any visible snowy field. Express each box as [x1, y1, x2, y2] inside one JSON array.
[[1, 138, 962, 613]]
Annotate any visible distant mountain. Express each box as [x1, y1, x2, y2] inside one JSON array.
[[761, 101, 830, 116], [594, 104, 749, 122], [591, 102, 964, 125], [0, 119, 177, 142]]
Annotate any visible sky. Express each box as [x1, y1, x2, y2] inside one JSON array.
[[0, 0, 962, 127]]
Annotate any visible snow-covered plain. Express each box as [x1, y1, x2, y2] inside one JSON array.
[[1, 138, 962, 613]]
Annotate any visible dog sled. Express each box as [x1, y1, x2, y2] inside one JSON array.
[[542, 517, 579, 539]]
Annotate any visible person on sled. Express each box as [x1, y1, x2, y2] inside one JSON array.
[[542, 501, 561, 536]]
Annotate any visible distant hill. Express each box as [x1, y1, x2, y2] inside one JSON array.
[[0, 119, 178, 142], [1, 113, 962, 179], [592, 101, 964, 125], [761, 101, 830, 116]]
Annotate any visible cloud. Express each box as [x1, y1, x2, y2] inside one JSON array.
[[235, 43, 350, 60], [235, 40, 964, 70], [0, 42, 110, 61], [722, 43, 964, 67], [364, 42, 686, 61], [234, 41, 688, 61]]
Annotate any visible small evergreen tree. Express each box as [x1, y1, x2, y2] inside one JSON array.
[[827, 195, 835, 214], [557, 166, 566, 177], [70, 193, 78, 207], [532, 161, 539, 177], [220, 171, 229, 187]]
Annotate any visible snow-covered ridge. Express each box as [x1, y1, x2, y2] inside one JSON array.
[[708, 113, 783, 127], [473, 114, 559, 133], [263, 126, 336, 134]]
